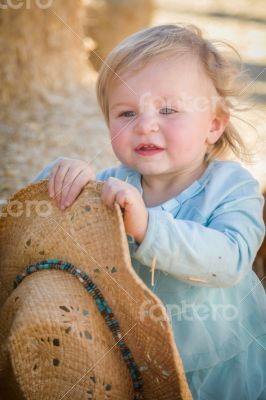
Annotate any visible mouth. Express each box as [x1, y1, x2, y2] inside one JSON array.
[[134, 143, 164, 156]]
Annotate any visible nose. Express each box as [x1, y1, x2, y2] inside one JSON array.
[[133, 113, 159, 135]]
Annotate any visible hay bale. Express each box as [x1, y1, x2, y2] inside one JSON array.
[[85, 0, 154, 71], [0, 0, 91, 107]]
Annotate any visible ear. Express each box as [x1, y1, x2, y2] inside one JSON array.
[[206, 113, 229, 145]]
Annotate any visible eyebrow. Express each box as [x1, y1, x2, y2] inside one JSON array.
[[109, 102, 135, 111]]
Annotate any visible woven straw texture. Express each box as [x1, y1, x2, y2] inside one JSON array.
[[0, 181, 192, 400]]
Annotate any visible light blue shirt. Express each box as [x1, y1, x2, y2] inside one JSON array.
[[32, 158, 266, 373]]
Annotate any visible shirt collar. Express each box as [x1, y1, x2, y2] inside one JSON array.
[[120, 160, 216, 213]]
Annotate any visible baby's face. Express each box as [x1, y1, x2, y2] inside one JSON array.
[[108, 55, 225, 178]]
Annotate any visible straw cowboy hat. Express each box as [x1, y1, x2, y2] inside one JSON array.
[[0, 180, 192, 400]]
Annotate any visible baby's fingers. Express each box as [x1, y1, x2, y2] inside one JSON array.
[[48, 162, 61, 198], [61, 168, 95, 209], [102, 178, 130, 209], [101, 180, 117, 208], [48, 163, 70, 206]]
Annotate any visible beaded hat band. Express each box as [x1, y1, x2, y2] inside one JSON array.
[[13, 259, 143, 400], [0, 180, 192, 399]]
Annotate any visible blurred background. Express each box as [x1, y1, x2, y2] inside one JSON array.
[[0, 0, 265, 283], [0, 0, 265, 199]]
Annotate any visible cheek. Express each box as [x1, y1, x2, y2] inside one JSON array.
[[164, 120, 206, 154], [109, 119, 129, 139], [163, 121, 189, 148], [109, 124, 129, 156]]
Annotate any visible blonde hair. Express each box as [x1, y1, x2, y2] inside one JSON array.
[[96, 24, 253, 162]]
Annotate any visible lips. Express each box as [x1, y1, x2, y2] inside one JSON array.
[[134, 143, 164, 156], [135, 143, 163, 150]]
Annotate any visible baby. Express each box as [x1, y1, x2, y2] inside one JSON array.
[[33, 24, 266, 399]]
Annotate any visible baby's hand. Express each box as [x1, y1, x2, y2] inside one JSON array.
[[102, 177, 148, 244], [48, 158, 95, 209]]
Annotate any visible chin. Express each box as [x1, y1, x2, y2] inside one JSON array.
[[134, 164, 164, 176]]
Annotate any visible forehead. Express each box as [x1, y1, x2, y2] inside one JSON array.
[[109, 54, 214, 101]]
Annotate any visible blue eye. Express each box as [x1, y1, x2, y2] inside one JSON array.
[[160, 107, 177, 115], [119, 111, 136, 117]]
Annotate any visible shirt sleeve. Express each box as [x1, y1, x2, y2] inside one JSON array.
[[96, 166, 120, 181], [31, 157, 65, 182], [133, 179, 265, 288], [32, 159, 124, 184]]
